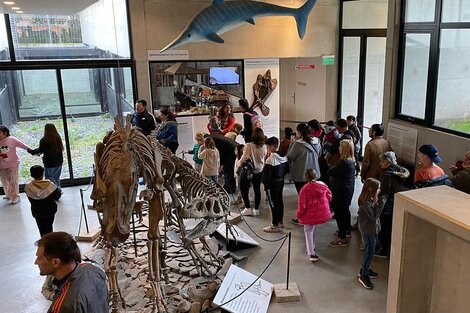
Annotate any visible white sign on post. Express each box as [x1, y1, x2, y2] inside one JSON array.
[[213, 265, 273, 313]]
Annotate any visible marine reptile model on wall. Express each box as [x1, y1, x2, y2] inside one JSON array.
[[160, 0, 317, 52]]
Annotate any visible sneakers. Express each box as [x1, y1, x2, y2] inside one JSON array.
[[375, 250, 390, 259], [329, 237, 349, 247], [241, 208, 260, 216], [263, 225, 281, 233], [10, 197, 20, 205], [309, 254, 320, 262], [291, 218, 302, 226], [358, 269, 378, 279], [334, 230, 352, 238], [3, 196, 10, 200], [358, 276, 374, 289]]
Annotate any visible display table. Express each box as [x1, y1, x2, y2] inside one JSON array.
[[386, 186, 470, 313]]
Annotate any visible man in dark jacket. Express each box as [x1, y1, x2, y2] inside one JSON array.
[[25, 165, 62, 237], [262, 137, 289, 232], [377, 151, 409, 258], [35, 232, 109, 313], [131, 99, 156, 136], [210, 133, 239, 194]]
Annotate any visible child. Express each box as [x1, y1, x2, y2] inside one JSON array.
[[198, 137, 220, 183], [279, 127, 293, 157], [225, 123, 243, 141], [323, 120, 341, 151], [297, 168, 332, 261], [262, 137, 289, 232], [24, 165, 62, 237], [185, 131, 205, 173], [207, 106, 221, 134], [357, 178, 385, 290]]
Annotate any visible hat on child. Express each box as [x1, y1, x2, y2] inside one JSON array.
[[418, 144, 442, 163], [380, 151, 397, 165]]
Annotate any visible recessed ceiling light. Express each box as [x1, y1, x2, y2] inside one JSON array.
[[3, 2, 15, 5], [16, 10, 23, 13], [11, 6, 20, 10]]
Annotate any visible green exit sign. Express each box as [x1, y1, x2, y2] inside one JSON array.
[[322, 55, 335, 65]]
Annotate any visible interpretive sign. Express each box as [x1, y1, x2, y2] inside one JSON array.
[[387, 121, 418, 165], [216, 223, 259, 246], [213, 265, 273, 313]]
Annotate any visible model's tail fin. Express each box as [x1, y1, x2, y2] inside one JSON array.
[[294, 0, 317, 39]]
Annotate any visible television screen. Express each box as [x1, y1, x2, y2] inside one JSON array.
[[209, 66, 240, 85]]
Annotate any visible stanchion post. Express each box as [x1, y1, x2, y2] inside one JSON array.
[[286, 232, 291, 290], [80, 189, 90, 233], [131, 212, 138, 257]]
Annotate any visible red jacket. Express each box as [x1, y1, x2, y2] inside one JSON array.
[[297, 181, 332, 225]]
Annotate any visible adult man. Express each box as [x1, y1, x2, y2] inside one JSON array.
[[347, 115, 362, 175], [414, 144, 451, 188], [325, 118, 355, 167], [360, 124, 392, 182], [210, 133, 239, 194], [131, 99, 156, 136], [35, 232, 109, 313], [376, 152, 409, 258]]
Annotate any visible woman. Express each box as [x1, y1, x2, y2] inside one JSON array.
[[237, 128, 267, 217], [287, 123, 322, 224], [328, 139, 356, 247], [239, 98, 255, 142], [308, 119, 324, 140], [156, 108, 179, 154], [218, 102, 235, 135], [0, 125, 31, 204], [29, 123, 64, 189]]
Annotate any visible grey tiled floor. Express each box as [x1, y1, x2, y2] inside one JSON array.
[[0, 178, 388, 312]]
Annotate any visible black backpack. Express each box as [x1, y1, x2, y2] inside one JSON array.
[[238, 158, 254, 181]]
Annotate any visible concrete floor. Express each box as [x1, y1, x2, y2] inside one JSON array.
[[0, 178, 389, 313]]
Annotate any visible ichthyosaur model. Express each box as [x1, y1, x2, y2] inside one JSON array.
[[160, 0, 317, 52]]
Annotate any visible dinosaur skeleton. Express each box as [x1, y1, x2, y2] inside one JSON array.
[[91, 117, 232, 312], [91, 116, 167, 313]]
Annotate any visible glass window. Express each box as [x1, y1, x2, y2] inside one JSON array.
[[400, 33, 431, 119], [405, 0, 435, 22], [9, 0, 130, 61], [342, 0, 388, 29], [0, 70, 70, 184], [0, 14, 9, 61], [435, 29, 470, 134], [442, 0, 470, 23], [341, 37, 361, 118]]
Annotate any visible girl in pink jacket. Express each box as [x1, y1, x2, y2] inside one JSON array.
[[0, 125, 31, 204], [297, 168, 332, 262]]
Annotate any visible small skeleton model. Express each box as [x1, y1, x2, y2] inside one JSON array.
[[148, 130, 232, 276], [91, 116, 167, 313], [251, 69, 278, 116]]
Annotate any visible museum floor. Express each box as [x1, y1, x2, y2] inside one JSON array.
[[0, 177, 389, 313]]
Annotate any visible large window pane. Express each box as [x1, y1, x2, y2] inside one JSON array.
[[61, 67, 133, 179], [342, 0, 388, 29], [405, 0, 435, 22], [0, 14, 9, 61], [0, 70, 70, 184], [435, 29, 470, 134], [341, 37, 361, 118], [442, 0, 470, 23], [9, 0, 130, 61], [400, 33, 431, 119]]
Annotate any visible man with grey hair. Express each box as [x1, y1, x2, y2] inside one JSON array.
[[376, 151, 409, 258]]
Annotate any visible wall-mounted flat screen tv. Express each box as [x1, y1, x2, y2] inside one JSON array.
[[209, 66, 240, 85]]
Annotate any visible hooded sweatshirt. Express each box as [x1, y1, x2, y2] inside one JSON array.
[[286, 137, 321, 182], [25, 179, 62, 219], [379, 164, 410, 215], [262, 152, 289, 189]]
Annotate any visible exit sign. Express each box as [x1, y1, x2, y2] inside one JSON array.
[[322, 55, 335, 65]]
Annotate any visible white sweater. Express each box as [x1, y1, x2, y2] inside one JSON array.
[[236, 142, 267, 174]]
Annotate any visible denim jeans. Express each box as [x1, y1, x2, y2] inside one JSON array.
[[45, 166, 62, 188], [361, 234, 377, 277]]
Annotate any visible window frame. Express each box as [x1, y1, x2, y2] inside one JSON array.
[[396, 0, 470, 138]]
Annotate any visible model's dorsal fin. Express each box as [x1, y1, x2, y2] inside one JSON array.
[[212, 0, 224, 5], [205, 33, 224, 43]]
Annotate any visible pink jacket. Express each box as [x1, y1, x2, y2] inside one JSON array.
[[297, 181, 332, 225], [0, 136, 30, 169]]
